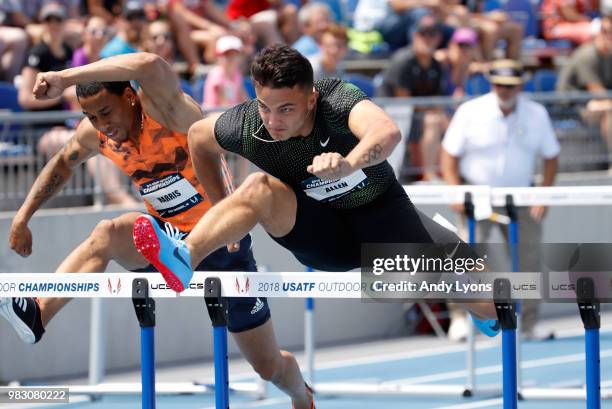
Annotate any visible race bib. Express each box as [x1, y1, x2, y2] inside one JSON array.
[[301, 170, 369, 203], [139, 173, 202, 217]]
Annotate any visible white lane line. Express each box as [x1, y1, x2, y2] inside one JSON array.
[[431, 398, 504, 409], [386, 349, 612, 385]]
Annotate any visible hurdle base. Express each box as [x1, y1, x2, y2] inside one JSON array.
[[313, 382, 502, 397], [520, 387, 612, 400], [68, 381, 262, 396]]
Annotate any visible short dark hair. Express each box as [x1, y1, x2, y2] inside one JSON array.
[[75, 81, 133, 100], [250, 45, 313, 90]]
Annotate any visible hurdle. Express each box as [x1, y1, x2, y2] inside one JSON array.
[[0, 271, 371, 406], [298, 185, 612, 403], [307, 185, 502, 399], [491, 186, 612, 402]]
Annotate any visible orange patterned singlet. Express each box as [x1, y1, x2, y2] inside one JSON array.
[[97, 112, 233, 232]]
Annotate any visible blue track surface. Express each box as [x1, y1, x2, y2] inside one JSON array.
[[45, 331, 612, 409]]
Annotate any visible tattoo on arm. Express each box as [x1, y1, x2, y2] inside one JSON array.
[[34, 173, 66, 202], [68, 150, 79, 162], [362, 144, 383, 165]]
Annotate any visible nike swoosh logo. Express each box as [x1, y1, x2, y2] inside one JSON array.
[[320, 137, 330, 147], [173, 247, 191, 270]]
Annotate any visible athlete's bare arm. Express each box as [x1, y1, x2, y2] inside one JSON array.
[[32, 53, 202, 134], [188, 113, 228, 205], [308, 99, 401, 181], [9, 119, 100, 257]]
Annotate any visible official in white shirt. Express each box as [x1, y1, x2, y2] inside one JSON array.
[[441, 59, 560, 341]]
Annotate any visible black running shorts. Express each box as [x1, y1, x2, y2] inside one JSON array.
[[271, 180, 464, 271]]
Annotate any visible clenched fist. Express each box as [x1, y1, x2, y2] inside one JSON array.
[[307, 152, 353, 181], [9, 220, 33, 257], [33, 71, 66, 100]]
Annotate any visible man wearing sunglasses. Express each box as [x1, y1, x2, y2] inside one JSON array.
[[100, 0, 147, 58], [441, 59, 560, 342]]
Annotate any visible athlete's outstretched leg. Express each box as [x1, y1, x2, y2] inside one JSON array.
[[133, 173, 298, 291], [1, 212, 149, 343]]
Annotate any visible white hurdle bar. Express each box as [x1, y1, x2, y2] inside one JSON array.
[[305, 185, 495, 399], [302, 185, 612, 400]]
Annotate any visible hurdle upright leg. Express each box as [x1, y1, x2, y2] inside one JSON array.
[[494, 278, 518, 409], [464, 192, 477, 396], [505, 194, 522, 394], [132, 278, 156, 409], [205, 277, 230, 409], [577, 277, 601, 409]]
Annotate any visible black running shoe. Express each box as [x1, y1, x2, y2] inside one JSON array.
[[0, 297, 45, 344]]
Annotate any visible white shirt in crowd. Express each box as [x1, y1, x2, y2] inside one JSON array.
[[442, 92, 560, 187]]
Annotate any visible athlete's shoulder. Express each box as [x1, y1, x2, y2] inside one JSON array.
[[215, 100, 258, 153], [315, 78, 368, 121]]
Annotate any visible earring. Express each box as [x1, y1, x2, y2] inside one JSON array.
[[131, 101, 135, 107]]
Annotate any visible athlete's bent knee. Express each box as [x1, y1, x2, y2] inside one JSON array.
[[239, 173, 275, 205], [88, 219, 120, 251]]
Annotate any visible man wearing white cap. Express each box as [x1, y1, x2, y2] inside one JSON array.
[[441, 59, 560, 341]]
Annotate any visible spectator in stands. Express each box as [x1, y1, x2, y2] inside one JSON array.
[[541, 0, 600, 44], [18, 3, 73, 113], [293, 2, 332, 57], [100, 0, 147, 58], [71, 16, 110, 67], [310, 23, 348, 81], [166, 0, 253, 71], [435, 27, 486, 98], [202, 35, 247, 109], [82, 0, 123, 23], [441, 59, 560, 341], [0, 2, 28, 82], [469, 9, 523, 60], [202, 34, 251, 183], [225, 0, 300, 47], [558, 15, 612, 152], [142, 19, 176, 63], [0, 0, 84, 49], [353, 0, 456, 51], [379, 14, 449, 181]]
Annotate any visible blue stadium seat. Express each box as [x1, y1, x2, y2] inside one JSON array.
[[243, 77, 256, 99], [533, 69, 558, 92], [192, 77, 206, 104], [0, 82, 21, 111], [504, 0, 539, 37], [465, 74, 491, 96], [482, 0, 503, 12], [180, 79, 194, 99], [523, 78, 536, 92], [343, 74, 375, 97]]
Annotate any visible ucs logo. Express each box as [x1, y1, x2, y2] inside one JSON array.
[[108, 278, 121, 294], [151, 283, 205, 290]]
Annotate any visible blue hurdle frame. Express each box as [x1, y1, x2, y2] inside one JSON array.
[[132, 278, 156, 409], [577, 277, 601, 409], [494, 278, 518, 409], [205, 277, 230, 409]]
